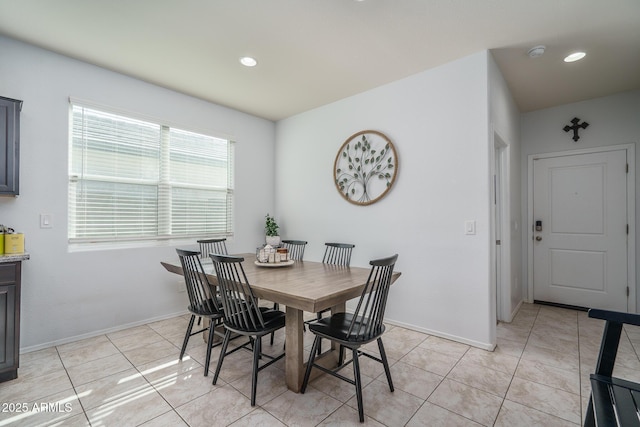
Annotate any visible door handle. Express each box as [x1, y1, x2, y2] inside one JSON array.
[[536, 236, 542, 241]]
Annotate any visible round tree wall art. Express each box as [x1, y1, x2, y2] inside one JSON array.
[[333, 130, 398, 205]]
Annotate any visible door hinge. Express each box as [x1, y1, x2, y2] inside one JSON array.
[[627, 286, 630, 297], [626, 163, 629, 173], [496, 240, 501, 245], [627, 224, 630, 235]]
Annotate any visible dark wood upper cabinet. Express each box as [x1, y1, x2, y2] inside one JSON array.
[[0, 96, 21, 196]]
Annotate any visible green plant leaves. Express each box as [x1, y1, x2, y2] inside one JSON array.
[[265, 214, 279, 236]]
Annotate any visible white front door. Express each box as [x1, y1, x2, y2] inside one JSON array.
[[532, 149, 628, 311]]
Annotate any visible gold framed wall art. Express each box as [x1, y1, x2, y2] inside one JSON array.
[[333, 130, 398, 205]]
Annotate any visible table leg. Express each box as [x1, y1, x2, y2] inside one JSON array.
[[284, 303, 345, 392], [285, 307, 304, 392]]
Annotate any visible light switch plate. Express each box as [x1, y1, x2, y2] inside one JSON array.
[[464, 220, 476, 235], [40, 213, 53, 229]]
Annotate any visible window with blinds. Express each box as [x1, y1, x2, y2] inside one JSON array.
[[69, 103, 234, 243]]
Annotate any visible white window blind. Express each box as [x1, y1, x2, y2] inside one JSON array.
[[69, 104, 234, 243]]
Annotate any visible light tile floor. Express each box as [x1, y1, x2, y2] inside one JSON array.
[[1, 303, 639, 426]]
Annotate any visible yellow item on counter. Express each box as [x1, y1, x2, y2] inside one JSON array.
[[0, 233, 4, 254], [4, 233, 24, 254]]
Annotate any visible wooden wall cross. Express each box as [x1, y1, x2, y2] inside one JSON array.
[[563, 117, 589, 142]]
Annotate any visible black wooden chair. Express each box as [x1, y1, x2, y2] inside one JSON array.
[[210, 254, 286, 406], [584, 308, 640, 427], [301, 254, 398, 423], [176, 249, 225, 376], [197, 238, 228, 258], [274, 240, 307, 330], [309, 242, 356, 353], [322, 242, 355, 266], [281, 239, 307, 261], [260, 240, 305, 339]]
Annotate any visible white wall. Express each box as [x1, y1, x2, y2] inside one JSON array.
[[0, 35, 524, 351], [275, 52, 496, 348], [488, 53, 522, 322], [521, 90, 640, 309], [0, 36, 276, 350]]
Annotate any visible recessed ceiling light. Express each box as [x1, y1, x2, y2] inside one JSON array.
[[564, 52, 586, 63], [239, 56, 257, 67]]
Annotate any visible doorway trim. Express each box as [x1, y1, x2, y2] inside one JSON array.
[[491, 129, 511, 322], [526, 143, 636, 312]]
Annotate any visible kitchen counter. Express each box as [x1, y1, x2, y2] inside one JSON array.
[[0, 253, 29, 263]]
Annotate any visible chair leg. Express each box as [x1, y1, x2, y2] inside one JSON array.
[[316, 313, 323, 355], [180, 315, 196, 360], [252, 337, 262, 360], [352, 348, 365, 423], [251, 334, 261, 406], [584, 395, 595, 427], [377, 338, 394, 392], [204, 319, 216, 376], [212, 329, 231, 385], [301, 336, 321, 393], [270, 302, 279, 345]]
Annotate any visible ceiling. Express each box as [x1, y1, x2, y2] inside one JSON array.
[[1, 0, 639, 121]]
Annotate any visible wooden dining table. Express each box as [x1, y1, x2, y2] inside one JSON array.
[[161, 252, 401, 392]]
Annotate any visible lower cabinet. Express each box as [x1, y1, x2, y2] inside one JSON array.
[[0, 262, 20, 382]]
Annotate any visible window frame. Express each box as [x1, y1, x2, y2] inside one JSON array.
[[68, 100, 235, 247]]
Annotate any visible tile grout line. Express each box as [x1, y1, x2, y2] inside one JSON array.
[[388, 334, 440, 426], [124, 333, 202, 427], [401, 337, 484, 426], [9, 305, 607, 426], [577, 313, 588, 425], [491, 305, 539, 426], [54, 345, 91, 425], [510, 307, 585, 425]]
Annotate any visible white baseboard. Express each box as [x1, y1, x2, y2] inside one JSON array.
[[384, 318, 496, 351], [21, 310, 497, 354], [508, 300, 523, 323], [20, 310, 189, 354]]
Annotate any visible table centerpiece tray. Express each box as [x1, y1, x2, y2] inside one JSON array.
[[254, 259, 295, 268]]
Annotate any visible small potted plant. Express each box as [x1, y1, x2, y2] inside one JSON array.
[[265, 214, 280, 246]]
